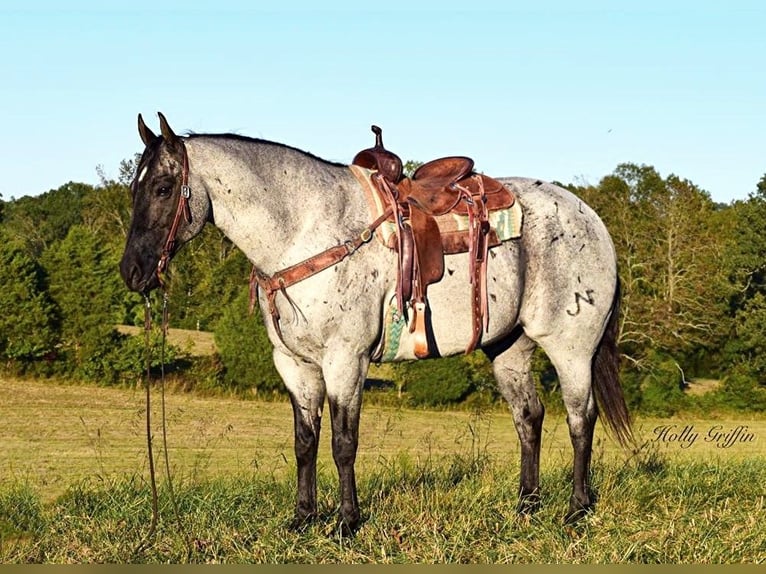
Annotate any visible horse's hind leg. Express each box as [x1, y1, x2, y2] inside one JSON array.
[[489, 333, 544, 514], [272, 348, 325, 529], [545, 349, 598, 523]]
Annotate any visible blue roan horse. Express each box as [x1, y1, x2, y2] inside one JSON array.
[[120, 113, 633, 533]]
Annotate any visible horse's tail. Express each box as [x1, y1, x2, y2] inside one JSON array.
[[592, 277, 634, 448]]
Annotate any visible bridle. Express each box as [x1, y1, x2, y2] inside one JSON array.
[[156, 141, 192, 284]]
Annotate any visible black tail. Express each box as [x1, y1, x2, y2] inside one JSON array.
[[592, 277, 634, 448]]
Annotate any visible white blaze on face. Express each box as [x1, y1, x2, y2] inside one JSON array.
[[138, 166, 148, 183]]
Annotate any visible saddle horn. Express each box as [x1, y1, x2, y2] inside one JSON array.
[[352, 125, 403, 183]]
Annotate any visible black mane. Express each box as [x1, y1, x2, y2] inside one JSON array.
[[185, 132, 348, 168]]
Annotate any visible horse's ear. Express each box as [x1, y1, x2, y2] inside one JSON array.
[[157, 112, 179, 144], [137, 113, 158, 147]]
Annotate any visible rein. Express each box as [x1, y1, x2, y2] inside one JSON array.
[[133, 293, 191, 558], [133, 296, 159, 555]]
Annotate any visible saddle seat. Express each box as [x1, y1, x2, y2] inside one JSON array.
[[352, 125, 516, 359]]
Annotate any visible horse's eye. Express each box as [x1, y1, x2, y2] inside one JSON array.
[[157, 186, 172, 198]]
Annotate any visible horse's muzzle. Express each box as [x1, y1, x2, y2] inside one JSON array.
[[120, 254, 160, 293]]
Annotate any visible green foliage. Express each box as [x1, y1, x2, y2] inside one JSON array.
[[76, 329, 183, 386], [571, 164, 732, 368], [214, 287, 283, 394], [178, 353, 226, 395], [726, 175, 766, 305], [39, 225, 125, 379], [402, 160, 423, 178], [709, 364, 766, 412], [1, 182, 93, 258], [723, 186, 766, 375], [399, 355, 475, 407], [620, 351, 687, 417], [725, 292, 766, 375], [0, 243, 58, 364], [168, 228, 252, 331]]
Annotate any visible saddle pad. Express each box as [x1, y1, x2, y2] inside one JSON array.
[[372, 295, 417, 362], [350, 165, 523, 250]]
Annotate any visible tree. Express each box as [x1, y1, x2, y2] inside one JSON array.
[[82, 180, 132, 240], [164, 226, 252, 331], [0, 243, 58, 365], [643, 174, 731, 356], [721, 173, 766, 377], [573, 164, 732, 372], [214, 287, 282, 394], [726, 174, 766, 304], [40, 225, 124, 376], [1, 182, 93, 258]]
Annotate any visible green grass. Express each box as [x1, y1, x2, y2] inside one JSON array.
[[117, 325, 218, 356], [2, 455, 765, 563], [1, 377, 765, 563]]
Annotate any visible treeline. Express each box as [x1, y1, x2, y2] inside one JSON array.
[[1, 158, 765, 414]]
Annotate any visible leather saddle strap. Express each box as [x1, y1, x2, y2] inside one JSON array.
[[371, 172, 413, 316], [251, 207, 394, 340], [459, 175, 491, 354]]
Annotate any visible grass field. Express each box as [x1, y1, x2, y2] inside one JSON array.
[[1, 377, 765, 563], [116, 325, 218, 356]]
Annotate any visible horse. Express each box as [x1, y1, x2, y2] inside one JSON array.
[[119, 112, 633, 533]]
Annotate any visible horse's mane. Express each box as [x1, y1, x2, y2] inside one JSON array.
[[185, 132, 348, 168]]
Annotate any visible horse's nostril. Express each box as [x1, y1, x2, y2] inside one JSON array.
[[120, 259, 144, 291], [130, 264, 145, 289], [129, 265, 138, 282]]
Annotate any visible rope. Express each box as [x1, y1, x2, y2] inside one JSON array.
[[132, 292, 192, 560], [132, 295, 159, 556], [160, 292, 192, 558]]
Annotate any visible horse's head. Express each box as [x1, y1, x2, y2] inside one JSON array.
[[119, 113, 209, 293]]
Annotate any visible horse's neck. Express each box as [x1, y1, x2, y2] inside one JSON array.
[[186, 137, 364, 274]]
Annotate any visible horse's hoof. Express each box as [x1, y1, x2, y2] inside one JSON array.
[[288, 512, 317, 532], [563, 504, 592, 526], [516, 493, 541, 516], [336, 513, 362, 537]]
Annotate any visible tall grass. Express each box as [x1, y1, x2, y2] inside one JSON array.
[[2, 378, 765, 563], [1, 450, 764, 563]]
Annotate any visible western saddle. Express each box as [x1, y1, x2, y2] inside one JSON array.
[[352, 125, 515, 358]]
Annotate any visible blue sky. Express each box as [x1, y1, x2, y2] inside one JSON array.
[[1, 0, 764, 204]]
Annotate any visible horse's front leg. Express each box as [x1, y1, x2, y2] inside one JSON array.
[[272, 348, 325, 529], [323, 348, 370, 534]]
